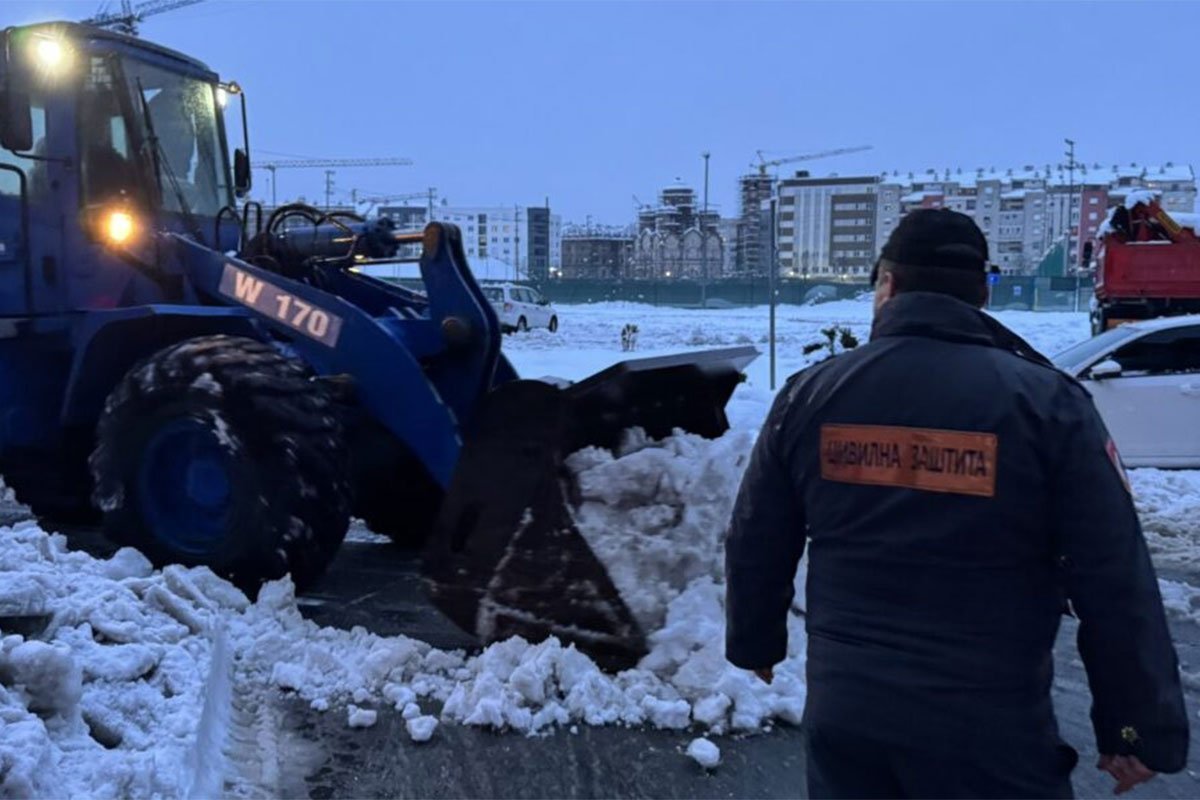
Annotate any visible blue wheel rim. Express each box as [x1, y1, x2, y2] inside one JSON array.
[[137, 416, 234, 557]]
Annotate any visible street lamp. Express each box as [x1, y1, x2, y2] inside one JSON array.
[[701, 151, 710, 308]]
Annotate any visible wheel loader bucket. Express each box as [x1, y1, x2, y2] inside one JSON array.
[[423, 346, 758, 672]]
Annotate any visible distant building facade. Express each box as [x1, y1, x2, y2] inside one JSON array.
[[629, 183, 724, 280], [775, 174, 879, 278], [561, 224, 634, 279], [374, 204, 561, 281], [763, 162, 1196, 278]]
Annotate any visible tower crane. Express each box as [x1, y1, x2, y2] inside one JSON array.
[[751, 145, 873, 177], [254, 158, 415, 206], [83, 0, 205, 35]]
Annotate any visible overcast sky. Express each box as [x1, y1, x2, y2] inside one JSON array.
[[7, 0, 1199, 222]]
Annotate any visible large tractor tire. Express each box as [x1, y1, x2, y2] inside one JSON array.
[[89, 335, 351, 593]]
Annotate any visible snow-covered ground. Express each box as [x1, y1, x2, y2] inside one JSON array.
[[2, 298, 1198, 797]]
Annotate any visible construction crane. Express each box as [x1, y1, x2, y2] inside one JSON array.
[[254, 158, 415, 206], [751, 145, 873, 177], [83, 0, 205, 35]]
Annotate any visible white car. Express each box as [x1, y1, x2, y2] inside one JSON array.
[[1052, 315, 1200, 467], [480, 283, 559, 333]]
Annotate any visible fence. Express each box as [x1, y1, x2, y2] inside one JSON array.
[[534, 276, 1094, 312]]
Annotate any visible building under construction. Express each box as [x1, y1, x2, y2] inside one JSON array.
[[630, 183, 724, 280], [735, 174, 773, 276]]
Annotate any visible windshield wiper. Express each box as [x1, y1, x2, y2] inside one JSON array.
[[135, 77, 205, 245]]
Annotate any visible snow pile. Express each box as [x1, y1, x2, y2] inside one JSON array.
[[1159, 579, 1200, 624], [1123, 188, 1160, 209], [568, 427, 754, 631], [221, 428, 805, 737], [0, 522, 235, 798], [1130, 470, 1200, 569]]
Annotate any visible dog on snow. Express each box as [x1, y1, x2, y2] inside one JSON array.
[[620, 323, 639, 352]]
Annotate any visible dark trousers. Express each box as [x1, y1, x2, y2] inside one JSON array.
[[805, 724, 1077, 799]]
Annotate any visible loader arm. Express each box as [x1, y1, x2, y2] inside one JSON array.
[[167, 223, 500, 487]]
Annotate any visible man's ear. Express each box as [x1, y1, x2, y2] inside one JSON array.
[[878, 269, 898, 299]]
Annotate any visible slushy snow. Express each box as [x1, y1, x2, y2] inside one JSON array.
[[0, 525, 234, 798], [1, 299, 1197, 796]]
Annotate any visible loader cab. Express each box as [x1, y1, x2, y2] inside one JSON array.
[[0, 22, 245, 315]]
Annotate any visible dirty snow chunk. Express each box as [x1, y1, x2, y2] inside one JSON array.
[[686, 737, 721, 769], [406, 714, 438, 742], [401, 702, 421, 720], [347, 705, 378, 728], [190, 372, 223, 396]]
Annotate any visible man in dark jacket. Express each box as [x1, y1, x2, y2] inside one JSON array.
[[725, 209, 1188, 799]]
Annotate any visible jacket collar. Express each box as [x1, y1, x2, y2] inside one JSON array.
[[870, 291, 1052, 366]]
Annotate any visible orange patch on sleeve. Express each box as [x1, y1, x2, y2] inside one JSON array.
[[1105, 438, 1132, 494], [820, 424, 998, 498]]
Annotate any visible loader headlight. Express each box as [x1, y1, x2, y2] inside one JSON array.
[[105, 210, 136, 244], [30, 33, 71, 75]]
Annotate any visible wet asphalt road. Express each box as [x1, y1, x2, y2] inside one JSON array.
[[288, 536, 1200, 800], [16, 507, 1200, 799]]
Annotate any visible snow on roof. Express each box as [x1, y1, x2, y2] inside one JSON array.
[[1143, 163, 1194, 183], [878, 162, 1196, 194], [1122, 188, 1160, 208]]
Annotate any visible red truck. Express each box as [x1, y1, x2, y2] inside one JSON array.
[[1091, 194, 1200, 334]]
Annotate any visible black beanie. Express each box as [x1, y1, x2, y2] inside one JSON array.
[[880, 208, 989, 271]]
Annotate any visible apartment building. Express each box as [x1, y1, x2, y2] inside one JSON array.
[[875, 163, 1195, 274], [774, 174, 879, 278], [373, 204, 562, 281], [561, 224, 633, 279], [769, 163, 1195, 278]]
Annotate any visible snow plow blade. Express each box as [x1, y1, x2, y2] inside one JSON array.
[[423, 346, 757, 672]]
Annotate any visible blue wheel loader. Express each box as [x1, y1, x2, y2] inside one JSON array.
[[0, 22, 755, 670]]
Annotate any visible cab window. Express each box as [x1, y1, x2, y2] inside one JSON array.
[[0, 96, 49, 200], [79, 56, 139, 207]]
